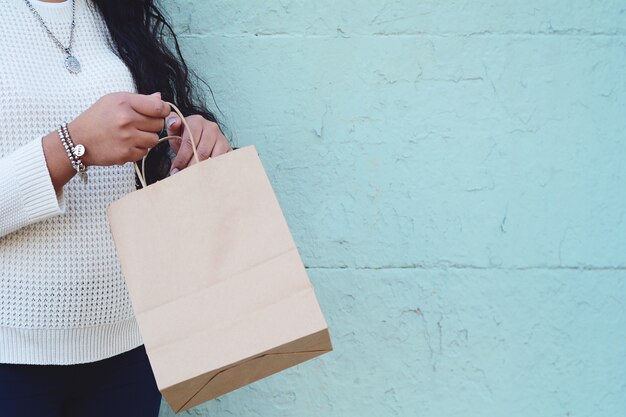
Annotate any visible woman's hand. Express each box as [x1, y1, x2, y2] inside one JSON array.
[[69, 92, 170, 167], [165, 113, 232, 175]]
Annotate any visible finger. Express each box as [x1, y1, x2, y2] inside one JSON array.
[[131, 130, 160, 150], [169, 127, 198, 173], [168, 136, 182, 154], [210, 134, 232, 157], [129, 147, 149, 162], [191, 129, 217, 165], [165, 112, 182, 137], [134, 113, 167, 134], [129, 92, 171, 118]]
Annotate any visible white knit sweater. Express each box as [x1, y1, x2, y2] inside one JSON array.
[[0, 0, 144, 364]]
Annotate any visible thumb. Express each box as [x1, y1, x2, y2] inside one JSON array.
[[166, 111, 182, 135], [165, 111, 183, 151]]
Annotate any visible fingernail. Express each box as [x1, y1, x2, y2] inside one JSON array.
[[151, 92, 161, 97], [167, 117, 177, 127], [170, 168, 179, 175]]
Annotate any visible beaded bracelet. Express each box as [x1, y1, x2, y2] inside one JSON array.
[[58, 122, 88, 184]]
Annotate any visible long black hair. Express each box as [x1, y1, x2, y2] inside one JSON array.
[[89, 0, 219, 185]]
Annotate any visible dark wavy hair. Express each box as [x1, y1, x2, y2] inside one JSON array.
[[89, 0, 220, 186]]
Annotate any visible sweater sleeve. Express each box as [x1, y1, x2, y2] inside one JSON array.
[[0, 136, 66, 238]]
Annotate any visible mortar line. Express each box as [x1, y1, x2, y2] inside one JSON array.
[[179, 32, 626, 40], [304, 265, 626, 272]]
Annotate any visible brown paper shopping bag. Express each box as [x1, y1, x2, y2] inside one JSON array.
[[107, 103, 332, 414]]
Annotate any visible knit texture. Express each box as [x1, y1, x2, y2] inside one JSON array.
[[0, 0, 143, 364]]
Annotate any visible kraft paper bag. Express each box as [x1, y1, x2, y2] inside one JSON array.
[[107, 103, 332, 414]]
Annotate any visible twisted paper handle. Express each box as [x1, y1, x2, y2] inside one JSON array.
[[134, 101, 200, 188]]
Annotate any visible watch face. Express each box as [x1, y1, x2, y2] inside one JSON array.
[[74, 144, 86, 157]]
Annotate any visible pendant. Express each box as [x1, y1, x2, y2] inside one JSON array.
[[65, 55, 81, 74], [73, 144, 85, 157]]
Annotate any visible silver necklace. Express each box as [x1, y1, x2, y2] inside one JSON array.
[[23, 0, 81, 74]]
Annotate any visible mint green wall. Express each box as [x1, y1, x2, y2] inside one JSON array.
[[159, 1, 626, 416]]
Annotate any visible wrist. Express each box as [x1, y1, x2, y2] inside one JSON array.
[[41, 130, 77, 193], [67, 120, 93, 166], [59, 122, 89, 183]]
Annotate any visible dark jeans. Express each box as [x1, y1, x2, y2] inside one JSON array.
[[0, 345, 161, 417]]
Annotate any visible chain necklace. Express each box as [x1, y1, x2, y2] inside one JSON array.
[[23, 0, 81, 74]]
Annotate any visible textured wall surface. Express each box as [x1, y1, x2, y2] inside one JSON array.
[[159, 1, 626, 416]]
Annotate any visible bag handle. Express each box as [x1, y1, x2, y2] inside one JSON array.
[[134, 101, 200, 188]]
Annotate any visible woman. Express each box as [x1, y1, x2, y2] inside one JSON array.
[[0, 0, 230, 415]]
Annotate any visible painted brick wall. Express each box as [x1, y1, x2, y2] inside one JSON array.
[[159, 1, 626, 416]]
